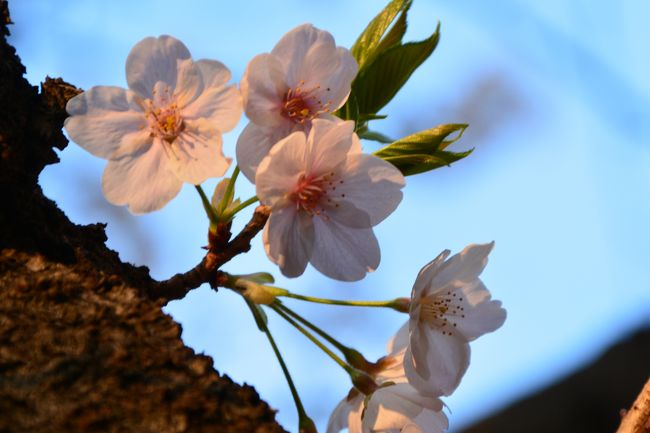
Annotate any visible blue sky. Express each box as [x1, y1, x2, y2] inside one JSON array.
[[9, 0, 650, 431]]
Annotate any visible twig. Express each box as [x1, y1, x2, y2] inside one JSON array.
[[616, 376, 650, 433], [152, 205, 270, 303]]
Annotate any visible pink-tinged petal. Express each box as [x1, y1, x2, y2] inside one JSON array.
[[402, 423, 423, 433], [263, 205, 314, 278], [237, 122, 294, 183], [306, 119, 355, 173], [387, 384, 443, 412], [255, 131, 307, 204], [408, 409, 449, 433], [183, 83, 242, 133], [126, 35, 191, 98], [335, 153, 405, 226], [241, 53, 288, 127], [309, 218, 380, 281], [405, 324, 470, 396], [387, 321, 410, 355], [64, 86, 148, 159], [102, 140, 182, 214], [110, 127, 155, 159], [173, 58, 204, 107], [411, 250, 451, 300], [327, 392, 363, 433], [431, 242, 495, 291], [347, 395, 364, 433], [271, 24, 328, 81], [195, 59, 231, 87], [292, 39, 357, 111], [456, 280, 507, 341], [365, 384, 441, 431], [166, 121, 230, 185], [322, 200, 371, 229]]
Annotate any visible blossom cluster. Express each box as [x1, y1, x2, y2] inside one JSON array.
[[328, 243, 506, 433], [64, 3, 506, 432]]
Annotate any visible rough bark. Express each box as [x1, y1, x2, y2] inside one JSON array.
[[0, 2, 286, 432]]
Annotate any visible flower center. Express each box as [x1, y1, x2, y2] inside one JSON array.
[[145, 84, 185, 142], [282, 80, 332, 124], [419, 290, 466, 336], [290, 171, 344, 216]]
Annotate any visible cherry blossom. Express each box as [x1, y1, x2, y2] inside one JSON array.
[[65, 35, 242, 214], [255, 118, 404, 281], [403, 243, 507, 396], [327, 337, 448, 433], [237, 24, 358, 182]]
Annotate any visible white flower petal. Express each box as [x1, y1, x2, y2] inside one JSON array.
[[237, 122, 294, 183], [405, 324, 470, 396], [167, 121, 230, 184], [327, 393, 363, 433], [102, 139, 182, 214], [348, 395, 365, 433], [291, 37, 357, 110], [64, 86, 147, 159], [365, 384, 441, 432], [309, 218, 380, 281], [387, 321, 410, 355], [182, 83, 242, 133], [272, 24, 357, 110], [255, 131, 307, 204], [271, 24, 327, 81], [456, 280, 507, 341], [241, 53, 288, 127], [263, 205, 314, 278], [336, 153, 405, 226], [323, 199, 372, 229], [411, 250, 451, 300], [126, 35, 191, 98], [173, 58, 204, 107], [409, 409, 449, 433], [306, 119, 355, 174], [430, 242, 495, 293], [195, 59, 231, 87]]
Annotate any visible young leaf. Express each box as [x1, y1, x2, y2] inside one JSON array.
[[358, 129, 394, 143], [374, 123, 471, 175], [351, 0, 409, 68], [372, 0, 412, 60], [381, 150, 473, 176], [352, 23, 441, 117]]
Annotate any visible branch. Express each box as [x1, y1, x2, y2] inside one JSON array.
[[152, 205, 271, 303], [617, 377, 650, 433]]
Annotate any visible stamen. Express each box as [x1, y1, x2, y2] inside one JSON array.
[[419, 291, 466, 336], [289, 172, 340, 217], [281, 81, 332, 124]]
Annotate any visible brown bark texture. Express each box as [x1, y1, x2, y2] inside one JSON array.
[[0, 2, 286, 432]]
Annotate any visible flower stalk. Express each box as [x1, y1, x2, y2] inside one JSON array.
[[273, 301, 379, 374], [243, 298, 316, 433]]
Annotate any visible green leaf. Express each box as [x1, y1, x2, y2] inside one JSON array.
[[351, 0, 409, 69], [374, 123, 471, 176], [372, 0, 412, 60], [358, 130, 394, 143], [381, 150, 472, 176], [350, 23, 441, 117]]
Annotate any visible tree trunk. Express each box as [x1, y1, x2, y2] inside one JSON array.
[[0, 2, 286, 432]]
